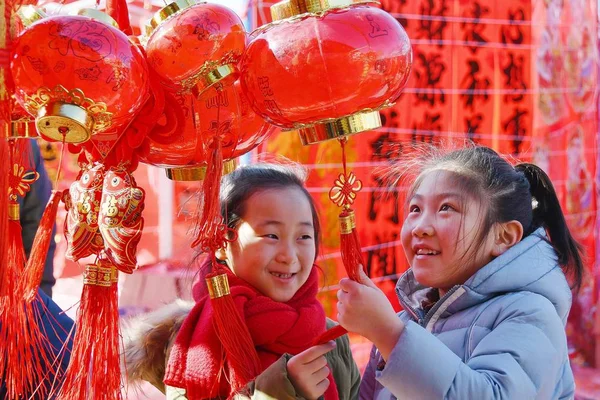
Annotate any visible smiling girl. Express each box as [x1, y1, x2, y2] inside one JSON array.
[[338, 145, 583, 399], [123, 164, 360, 400]]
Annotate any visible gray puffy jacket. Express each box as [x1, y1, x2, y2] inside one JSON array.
[[360, 228, 575, 400]]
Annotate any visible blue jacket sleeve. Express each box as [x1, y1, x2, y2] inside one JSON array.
[[376, 293, 573, 399], [18, 141, 57, 295], [359, 345, 378, 400], [37, 289, 75, 371]]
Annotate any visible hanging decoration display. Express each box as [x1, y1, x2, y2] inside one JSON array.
[[241, 0, 412, 343]]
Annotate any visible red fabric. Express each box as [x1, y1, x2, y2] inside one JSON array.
[[164, 259, 339, 400]]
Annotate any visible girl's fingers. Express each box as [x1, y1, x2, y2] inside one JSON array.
[[302, 354, 329, 373], [314, 377, 331, 395], [295, 342, 336, 364], [312, 365, 330, 382]]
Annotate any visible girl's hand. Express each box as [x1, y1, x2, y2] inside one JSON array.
[[337, 268, 404, 360], [287, 341, 336, 400]]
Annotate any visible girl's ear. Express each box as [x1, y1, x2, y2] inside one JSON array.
[[491, 220, 524, 257]]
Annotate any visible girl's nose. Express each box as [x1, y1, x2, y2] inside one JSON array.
[[412, 217, 434, 237], [276, 241, 296, 265]]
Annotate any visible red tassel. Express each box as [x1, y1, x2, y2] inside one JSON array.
[[21, 190, 62, 301], [0, 206, 53, 398], [192, 140, 224, 251], [0, 141, 8, 295], [57, 259, 121, 400], [206, 260, 261, 394], [106, 0, 132, 35], [3, 207, 25, 295], [339, 208, 366, 282], [314, 208, 366, 345]]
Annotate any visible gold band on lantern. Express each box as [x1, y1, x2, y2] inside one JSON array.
[[165, 159, 238, 181], [201, 64, 237, 90], [16, 5, 47, 27], [36, 102, 94, 143], [207, 274, 230, 299], [8, 203, 20, 221], [24, 85, 112, 142], [270, 0, 377, 21], [298, 110, 381, 145], [146, 0, 196, 36], [184, 54, 241, 95], [83, 264, 115, 287], [3, 119, 38, 139], [77, 9, 120, 28]]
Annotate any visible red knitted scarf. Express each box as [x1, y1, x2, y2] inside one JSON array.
[[164, 259, 339, 399]]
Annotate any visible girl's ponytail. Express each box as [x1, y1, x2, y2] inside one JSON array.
[[515, 163, 584, 291]]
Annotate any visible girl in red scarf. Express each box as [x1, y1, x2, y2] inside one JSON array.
[[122, 164, 360, 400]]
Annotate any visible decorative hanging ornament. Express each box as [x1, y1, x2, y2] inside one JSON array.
[[240, 0, 412, 144], [63, 163, 106, 261], [98, 166, 145, 274], [139, 81, 274, 180], [10, 10, 149, 144], [144, 0, 247, 94]]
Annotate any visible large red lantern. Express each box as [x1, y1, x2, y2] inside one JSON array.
[[10, 11, 149, 144], [139, 80, 275, 180], [240, 1, 412, 144], [144, 0, 247, 93]]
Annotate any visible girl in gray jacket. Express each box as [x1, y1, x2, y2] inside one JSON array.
[[337, 145, 583, 399]]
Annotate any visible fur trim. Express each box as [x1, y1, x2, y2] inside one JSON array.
[[121, 300, 194, 392]]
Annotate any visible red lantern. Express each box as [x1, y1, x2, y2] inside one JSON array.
[[10, 11, 150, 144], [144, 0, 247, 93], [240, 1, 412, 144], [139, 80, 275, 180]]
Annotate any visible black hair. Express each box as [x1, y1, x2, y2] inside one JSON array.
[[219, 163, 321, 259], [403, 145, 584, 291]]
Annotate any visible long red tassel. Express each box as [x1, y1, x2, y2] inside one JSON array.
[[191, 83, 232, 252], [0, 143, 55, 398], [191, 139, 224, 251], [57, 259, 121, 400], [339, 207, 366, 282], [315, 139, 366, 345], [21, 190, 62, 301], [205, 258, 262, 395], [0, 211, 53, 398]]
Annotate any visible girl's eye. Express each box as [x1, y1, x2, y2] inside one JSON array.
[[299, 234, 313, 240], [409, 204, 420, 213], [263, 234, 278, 239], [440, 203, 455, 212]]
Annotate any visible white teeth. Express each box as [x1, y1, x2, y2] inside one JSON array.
[[271, 272, 293, 278], [416, 249, 439, 255]]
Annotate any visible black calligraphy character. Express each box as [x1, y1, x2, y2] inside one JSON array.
[[416, 0, 449, 47], [461, 2, 489, 54], [366, 232, 399, 278], [502, 107, 529, 154], [465, 114, 484, 143], [502, 53, 527, 102], [460, 60, 491, 110], [501, 8, 525, 45], [414, 52, 446, 106], [368, 134, 403, 223], [412, 112, 442, 144]]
